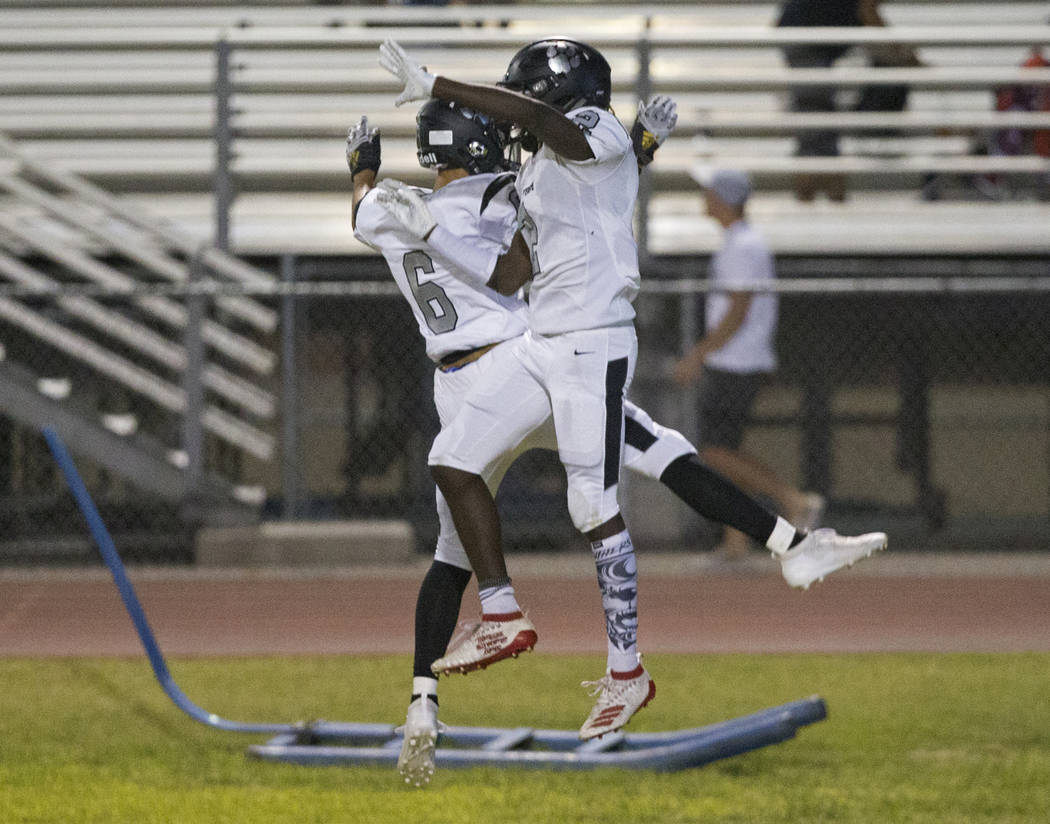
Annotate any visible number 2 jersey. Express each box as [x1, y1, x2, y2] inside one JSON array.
[[514, 106, 641, 336], [354, 172, 528, 363]]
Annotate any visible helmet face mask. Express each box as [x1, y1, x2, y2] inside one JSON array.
[[415, 100, 507, 175], [499, 38, 612, 114], [506, 124, 538, 159]]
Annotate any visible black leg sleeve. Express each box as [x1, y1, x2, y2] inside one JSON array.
[[659, 454, 779, 545], [413, 560, 473, 679]]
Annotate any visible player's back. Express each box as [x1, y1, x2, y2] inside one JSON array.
[[515, 106, 641, 336], [355, 173, 527, 362]]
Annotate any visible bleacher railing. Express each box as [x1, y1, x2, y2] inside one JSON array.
[[2, 10, 1049, 254]]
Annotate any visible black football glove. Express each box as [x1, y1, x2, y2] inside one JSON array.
[[631, 95, 677, 167], [346, 115, 381, 176]]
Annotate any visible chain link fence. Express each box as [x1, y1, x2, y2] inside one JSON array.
[[1, 262, 1049, 564]]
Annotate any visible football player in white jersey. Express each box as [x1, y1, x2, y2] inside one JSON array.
[[378, 38, 658, 741], [371, 43, 888, 782], [349, 96, 774, 783], [350, 99, 673, 778], [378, 34, 884, 747]]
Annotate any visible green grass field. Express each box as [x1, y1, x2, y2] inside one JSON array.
[[2, 653, 1047, 823]]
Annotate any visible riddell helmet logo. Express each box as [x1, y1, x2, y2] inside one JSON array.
[[419, 152, 439, 165]]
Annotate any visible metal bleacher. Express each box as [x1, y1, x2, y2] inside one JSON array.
[[1, 2, 1048, 256], [0, 132, 277, 538]]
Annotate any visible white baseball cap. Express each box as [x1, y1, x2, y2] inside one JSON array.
[[696, 167, 751, 207]]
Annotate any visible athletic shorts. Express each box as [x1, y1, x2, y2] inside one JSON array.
[[430, 326, 637, 534], [430, 334, 695, 569], [697, 366, 765, 450]]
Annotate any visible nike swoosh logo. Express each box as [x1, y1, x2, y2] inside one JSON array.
[[573, 349, 595, 356]]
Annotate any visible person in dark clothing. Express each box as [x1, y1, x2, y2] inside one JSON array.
[[776, 0, 916, 202]]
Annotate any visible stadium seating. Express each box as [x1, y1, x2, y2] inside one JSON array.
[[1, 2, 1048, 256], [0, 133, 278, 522]]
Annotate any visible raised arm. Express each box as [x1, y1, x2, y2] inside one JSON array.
[[346, 116, 382, 229], [858, 0, 922, 65], [857, 0, 888, 27], [378, 39, 593, 161], [433, 77, 593, 161]]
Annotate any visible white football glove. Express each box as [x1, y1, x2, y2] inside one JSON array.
[[375, 179, 437, 239], [346, 115, 381, 176], [637, 94, 678, 144], [378, 39, 436, 108]]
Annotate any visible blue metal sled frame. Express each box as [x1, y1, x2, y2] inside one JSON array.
[[249, 697, 826, 771], [45, 425, 827, 772]]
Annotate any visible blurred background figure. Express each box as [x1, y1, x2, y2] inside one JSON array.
[[990, 40, 1050, 200], [673, 169, 823, 561], [776, 0, 920, 203]]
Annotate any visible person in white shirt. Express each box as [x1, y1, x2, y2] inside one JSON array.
[[673, 169, 827, 559]]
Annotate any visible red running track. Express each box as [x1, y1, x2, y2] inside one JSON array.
[[2, 563, 1048, 657]]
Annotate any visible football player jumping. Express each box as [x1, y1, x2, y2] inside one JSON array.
[[350, 97, 676, 784], [377, 38, 660, 752], [366, 39, 887, 785]]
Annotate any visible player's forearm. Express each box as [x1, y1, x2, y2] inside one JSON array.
[[487, 232, 532, 295], [430, 77, 519, 123], [351, 170, 377, 230], [431, 77, 593, 160]]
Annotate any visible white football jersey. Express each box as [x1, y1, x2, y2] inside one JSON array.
[[514, 106, 641, 336], [355, 172, 528, 363]]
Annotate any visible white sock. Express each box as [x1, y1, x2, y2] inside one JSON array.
[[608, 650, 641, 673], [479, 582, 520, 615], [412, 676, 438, 703], [766, 516, 797, 556]]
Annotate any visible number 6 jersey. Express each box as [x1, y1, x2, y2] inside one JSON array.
[[354, 172, 528, 363]]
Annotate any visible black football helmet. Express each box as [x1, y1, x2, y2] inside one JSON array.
[[415, 99, 507, 175], [499, 38, 612, 113]]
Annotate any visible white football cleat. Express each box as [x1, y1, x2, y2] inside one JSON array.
[[778, 528, 887, 590], [396, 696, 442, 788], [431, 611, 538, 676], [578, 656, 656, 741]]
